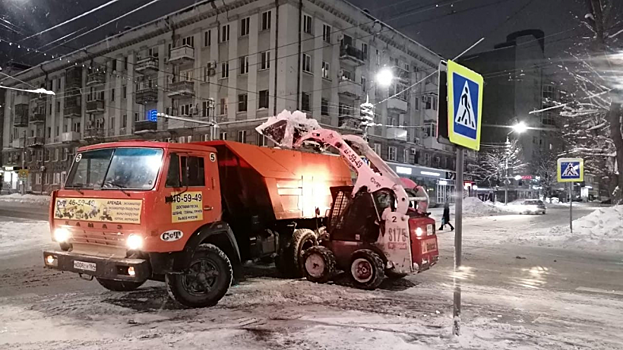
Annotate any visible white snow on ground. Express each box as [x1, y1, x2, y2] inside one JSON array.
[[0, 220, 50, 258], [462, 197, 504, 217], [0, 193, 50, 205], [508, 205, 623, 253]]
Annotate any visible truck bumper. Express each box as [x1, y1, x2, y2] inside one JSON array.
[[43, 250, 151, 282]]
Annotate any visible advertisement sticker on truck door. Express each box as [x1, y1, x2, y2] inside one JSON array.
[[54, 198, 142, 223], [171, 191, 204, 223], [161, 230, 184, 242]]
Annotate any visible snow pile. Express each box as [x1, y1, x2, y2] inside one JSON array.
[[547, 205, 623, 251], [0, 220, 51, 258], [0, 193, 50, 205], [462, 197, 504, 217]]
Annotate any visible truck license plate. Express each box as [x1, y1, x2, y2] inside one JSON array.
[[74, 260, 96, 272]]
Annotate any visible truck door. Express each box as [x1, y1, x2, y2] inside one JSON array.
[[162, 151, 220, 241]]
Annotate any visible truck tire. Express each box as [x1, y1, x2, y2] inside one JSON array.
[[166, 243, 233, 308], [96, 278, 145, 292], [349, 249, 385, 290], [291, 229, 318, 275], [275, 229, 317, 278], [302, 246, 336, 283]]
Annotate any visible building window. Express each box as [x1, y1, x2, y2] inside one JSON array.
[[301, 92, 310, 111], [376, 49, 380, 65], [220, 132, 227, 140], [220, 24, 230, 42], [220, 98, 228, 115], [258, 90, 269, 109], [338, 103, 352, 116], [361, 43, 368, 58], [240, 17, 250, 36], [388, 146, 397, 161], [47, 127, 51, 138], [260, 51, 270, 70], [361, 76, 367, 92], [258, 134, 267, 147], [303, 15, 312, 34], [321, 61, 330, 79], [239, 56, 249, 75], [424, 153, 431, 165], [302, 54, 312, 73], [238, 94, 248, 112], [237, 130, 247, 143], [321, 98, 329, 116], [221, 62, 229, 79], [123, 85, 127, 98], [56, 126, 60, 136], [403, 149, 409, 163], [122, 114, 128, 128], [204, 30, 211, 47], [322, 24, 331, 43], [56, 101, 60, 113], [181, 36, 194, 47], [261, 11, 271, 31], [341, 70, 354, 81], [180, 103, 192, 116], [111, 88, 115, 101], [373, 143, 382, 156], [414, 97, 419, 110]]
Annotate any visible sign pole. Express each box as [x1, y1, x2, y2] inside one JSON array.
[[453, 146, 464, 336], [569, 183, 573, 233]]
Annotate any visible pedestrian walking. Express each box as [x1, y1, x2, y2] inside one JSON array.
[[439, 201, 454, 231]]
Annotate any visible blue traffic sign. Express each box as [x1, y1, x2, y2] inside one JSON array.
[[447, 60, 483, 151], [147, 109, 158, 122], [557, 158, 584, 182]]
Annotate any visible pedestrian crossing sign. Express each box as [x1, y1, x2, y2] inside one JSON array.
[[447, 60, 483, 151], [557, 158, 583, 182]]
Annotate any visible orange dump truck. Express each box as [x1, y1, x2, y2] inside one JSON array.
[[43, 140, 351, 307]]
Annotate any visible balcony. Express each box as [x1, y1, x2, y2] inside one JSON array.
[[64, 105, 81, 118], [84, 127, 105, 139], [65, 67, 82, 88], [134, 120, 158, 134], [86, 100, 105, 113], [338, 80, 362, 98], [339, 45, 365, 66], [135, 86, 158, 104], [61, 131, 81, 143], [167, 80, 194, 98], [27, 136, 45, 147], [30, 111, 46, 123], [86, 71, 105, 86], [337, 115, 361, 131], [168, 45, 195, 65], [387, 98, 408, 113], [11, 138, 24, 149], [135, 56, 159, 73]]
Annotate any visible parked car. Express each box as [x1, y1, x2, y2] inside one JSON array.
[[519, 199, 546, 215]]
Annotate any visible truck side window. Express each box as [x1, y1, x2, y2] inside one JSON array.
[[166, 153, 181, 187], [181, 156, 205, 186]]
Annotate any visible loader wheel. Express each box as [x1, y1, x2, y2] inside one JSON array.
[[166, 244, 233, 308], [96, 278, 145, 292], [349, 249, 385, 290], [302, 246, 336, 283]]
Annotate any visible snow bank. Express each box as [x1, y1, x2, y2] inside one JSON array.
[[462, 197, 503, 217], [0, 220, 50, 258], [509, 205, 623, 253], [0, 193, 50, 205]]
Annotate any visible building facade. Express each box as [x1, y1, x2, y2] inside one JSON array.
[[2, 0, 469, 203]]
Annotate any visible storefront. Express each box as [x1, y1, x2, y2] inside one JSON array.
[[389, 162, 456, 207], [2, 167, 19, 193]]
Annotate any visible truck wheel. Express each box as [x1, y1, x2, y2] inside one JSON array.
[[291, 229, 318, 275], [349, 249, 385, 290], [96, 278, 145, 292], [302, 246, 336, 283], [166, 243, 233, 308]]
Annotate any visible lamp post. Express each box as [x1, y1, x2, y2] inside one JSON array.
[[504, 121, 527, 204]]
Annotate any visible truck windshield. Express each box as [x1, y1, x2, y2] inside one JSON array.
[[65, 147, 163, 190]]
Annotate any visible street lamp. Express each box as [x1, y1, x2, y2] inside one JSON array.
[[504, 121, 527, 204], [375, 67, 394, 88], [358, 67, 395, 140]]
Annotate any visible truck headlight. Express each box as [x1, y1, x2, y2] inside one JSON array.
[[415, 227, 423, 237], [126, 234, 144, 250], [53, 227, 71, 243]]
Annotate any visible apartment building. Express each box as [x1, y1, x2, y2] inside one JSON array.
[[2, 0, 465, 203]]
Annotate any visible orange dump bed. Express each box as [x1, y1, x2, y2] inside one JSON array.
[[200, 141, 352, 220]]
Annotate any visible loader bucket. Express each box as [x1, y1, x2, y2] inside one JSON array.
[[256, 110, 320, 149]]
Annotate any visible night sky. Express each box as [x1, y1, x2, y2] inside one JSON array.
[[0, 0, 598, 68]]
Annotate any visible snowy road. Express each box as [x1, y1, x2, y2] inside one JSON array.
[[0, 205, 622, 349]]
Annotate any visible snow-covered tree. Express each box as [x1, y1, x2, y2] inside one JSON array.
[[553, 0, 623, 200], [469, 139, 526, 188]]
